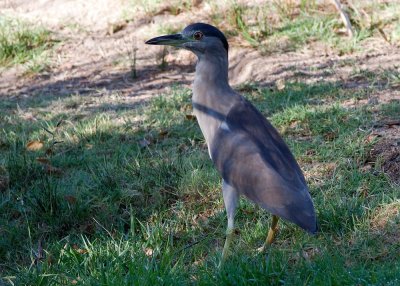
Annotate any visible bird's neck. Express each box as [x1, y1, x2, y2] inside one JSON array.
[[194, 52, 229, 90], [192, 51, 236, 151], [192, 51, 238, 129]]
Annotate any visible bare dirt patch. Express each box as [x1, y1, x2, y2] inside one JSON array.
[[365, 117, 400, 185], [1, 0, 400, 103], [367, 135, 400, 185], [0, 0, 129, 31]]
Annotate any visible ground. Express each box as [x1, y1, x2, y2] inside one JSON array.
[[0, 0, 399, 285]]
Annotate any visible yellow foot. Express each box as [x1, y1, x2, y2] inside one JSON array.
[[257, 215, 279, 254], [266, 215, 279, 244], [256, 239, 274, 254], [218, 228, 235, 268]]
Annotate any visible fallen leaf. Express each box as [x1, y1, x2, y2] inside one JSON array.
[[365, 134, 378, 143], [185, 114, 196, 120], [85, 144, 93, 150], [275, 79, 285, 90], [77, 249, 88, 254], [360, 164, 372, 173], [64, 195, 77, 204], [26, 140, 44, 151], [72, 245, 88, 254], [301, 247, 321, 260], [144, 248, 153, 256], [20, 113, 37, 121], [106, 21, 127, 35], [46, 254, 55, 265], [17, 104, 37, 121], [323, 131, 337, 141], [36, 157, 50, 164], [306, 149, 316, 156], [290, 120, 299, 128], [44, 164, 63, 176], [75, 248, 88, 254], [159, 130, 169, 138]]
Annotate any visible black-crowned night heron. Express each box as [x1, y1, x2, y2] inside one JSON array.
[[146, 23, 317, 263]]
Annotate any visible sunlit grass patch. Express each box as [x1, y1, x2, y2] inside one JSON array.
[[0, 17, 56, 73], [207, 0, 400, 54]]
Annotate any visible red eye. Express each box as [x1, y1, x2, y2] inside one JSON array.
[[193, 31, 203, 40]]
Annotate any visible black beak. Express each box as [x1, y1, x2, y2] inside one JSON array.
[[145, 34, 189, 46]]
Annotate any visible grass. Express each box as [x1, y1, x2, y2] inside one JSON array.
[[0, 70, 399, 284], [124, 0, 194, 19], [207, 0, 400, 54], [0, 1, 399, 284], [0, 17, 55, 73], [124, 0, 400, 54]]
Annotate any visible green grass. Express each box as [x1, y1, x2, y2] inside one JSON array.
[[0, 73, 399, 284], [207, 0, 400, 54], [1, 1, 399, 284], [0, 17, 55, 73]]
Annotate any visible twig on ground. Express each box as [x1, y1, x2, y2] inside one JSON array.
[[331, 0, 354, 38]]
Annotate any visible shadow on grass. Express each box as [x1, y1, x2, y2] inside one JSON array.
[[0, 59, 195, 113], [2, 52, 398, 116], [0, 66, 399, 284]]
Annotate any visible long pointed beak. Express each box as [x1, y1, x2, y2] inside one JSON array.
[[145, 34, 190, 47]]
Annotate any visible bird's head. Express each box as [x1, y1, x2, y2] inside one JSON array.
[[145, 23, 228, 56]]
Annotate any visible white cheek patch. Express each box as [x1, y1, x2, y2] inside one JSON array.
[[220, 121, 230, 132]]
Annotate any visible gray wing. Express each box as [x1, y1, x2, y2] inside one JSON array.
[[210, 98, 317, 233]]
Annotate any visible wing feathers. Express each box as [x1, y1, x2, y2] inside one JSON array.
[[210, 98, 317, 233]]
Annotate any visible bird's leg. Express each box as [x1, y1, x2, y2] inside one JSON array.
[[219, 180, 239, 267], [257, 215, 279, 253], [221, 226, 234, 264], [266, 215, 279, 245]]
